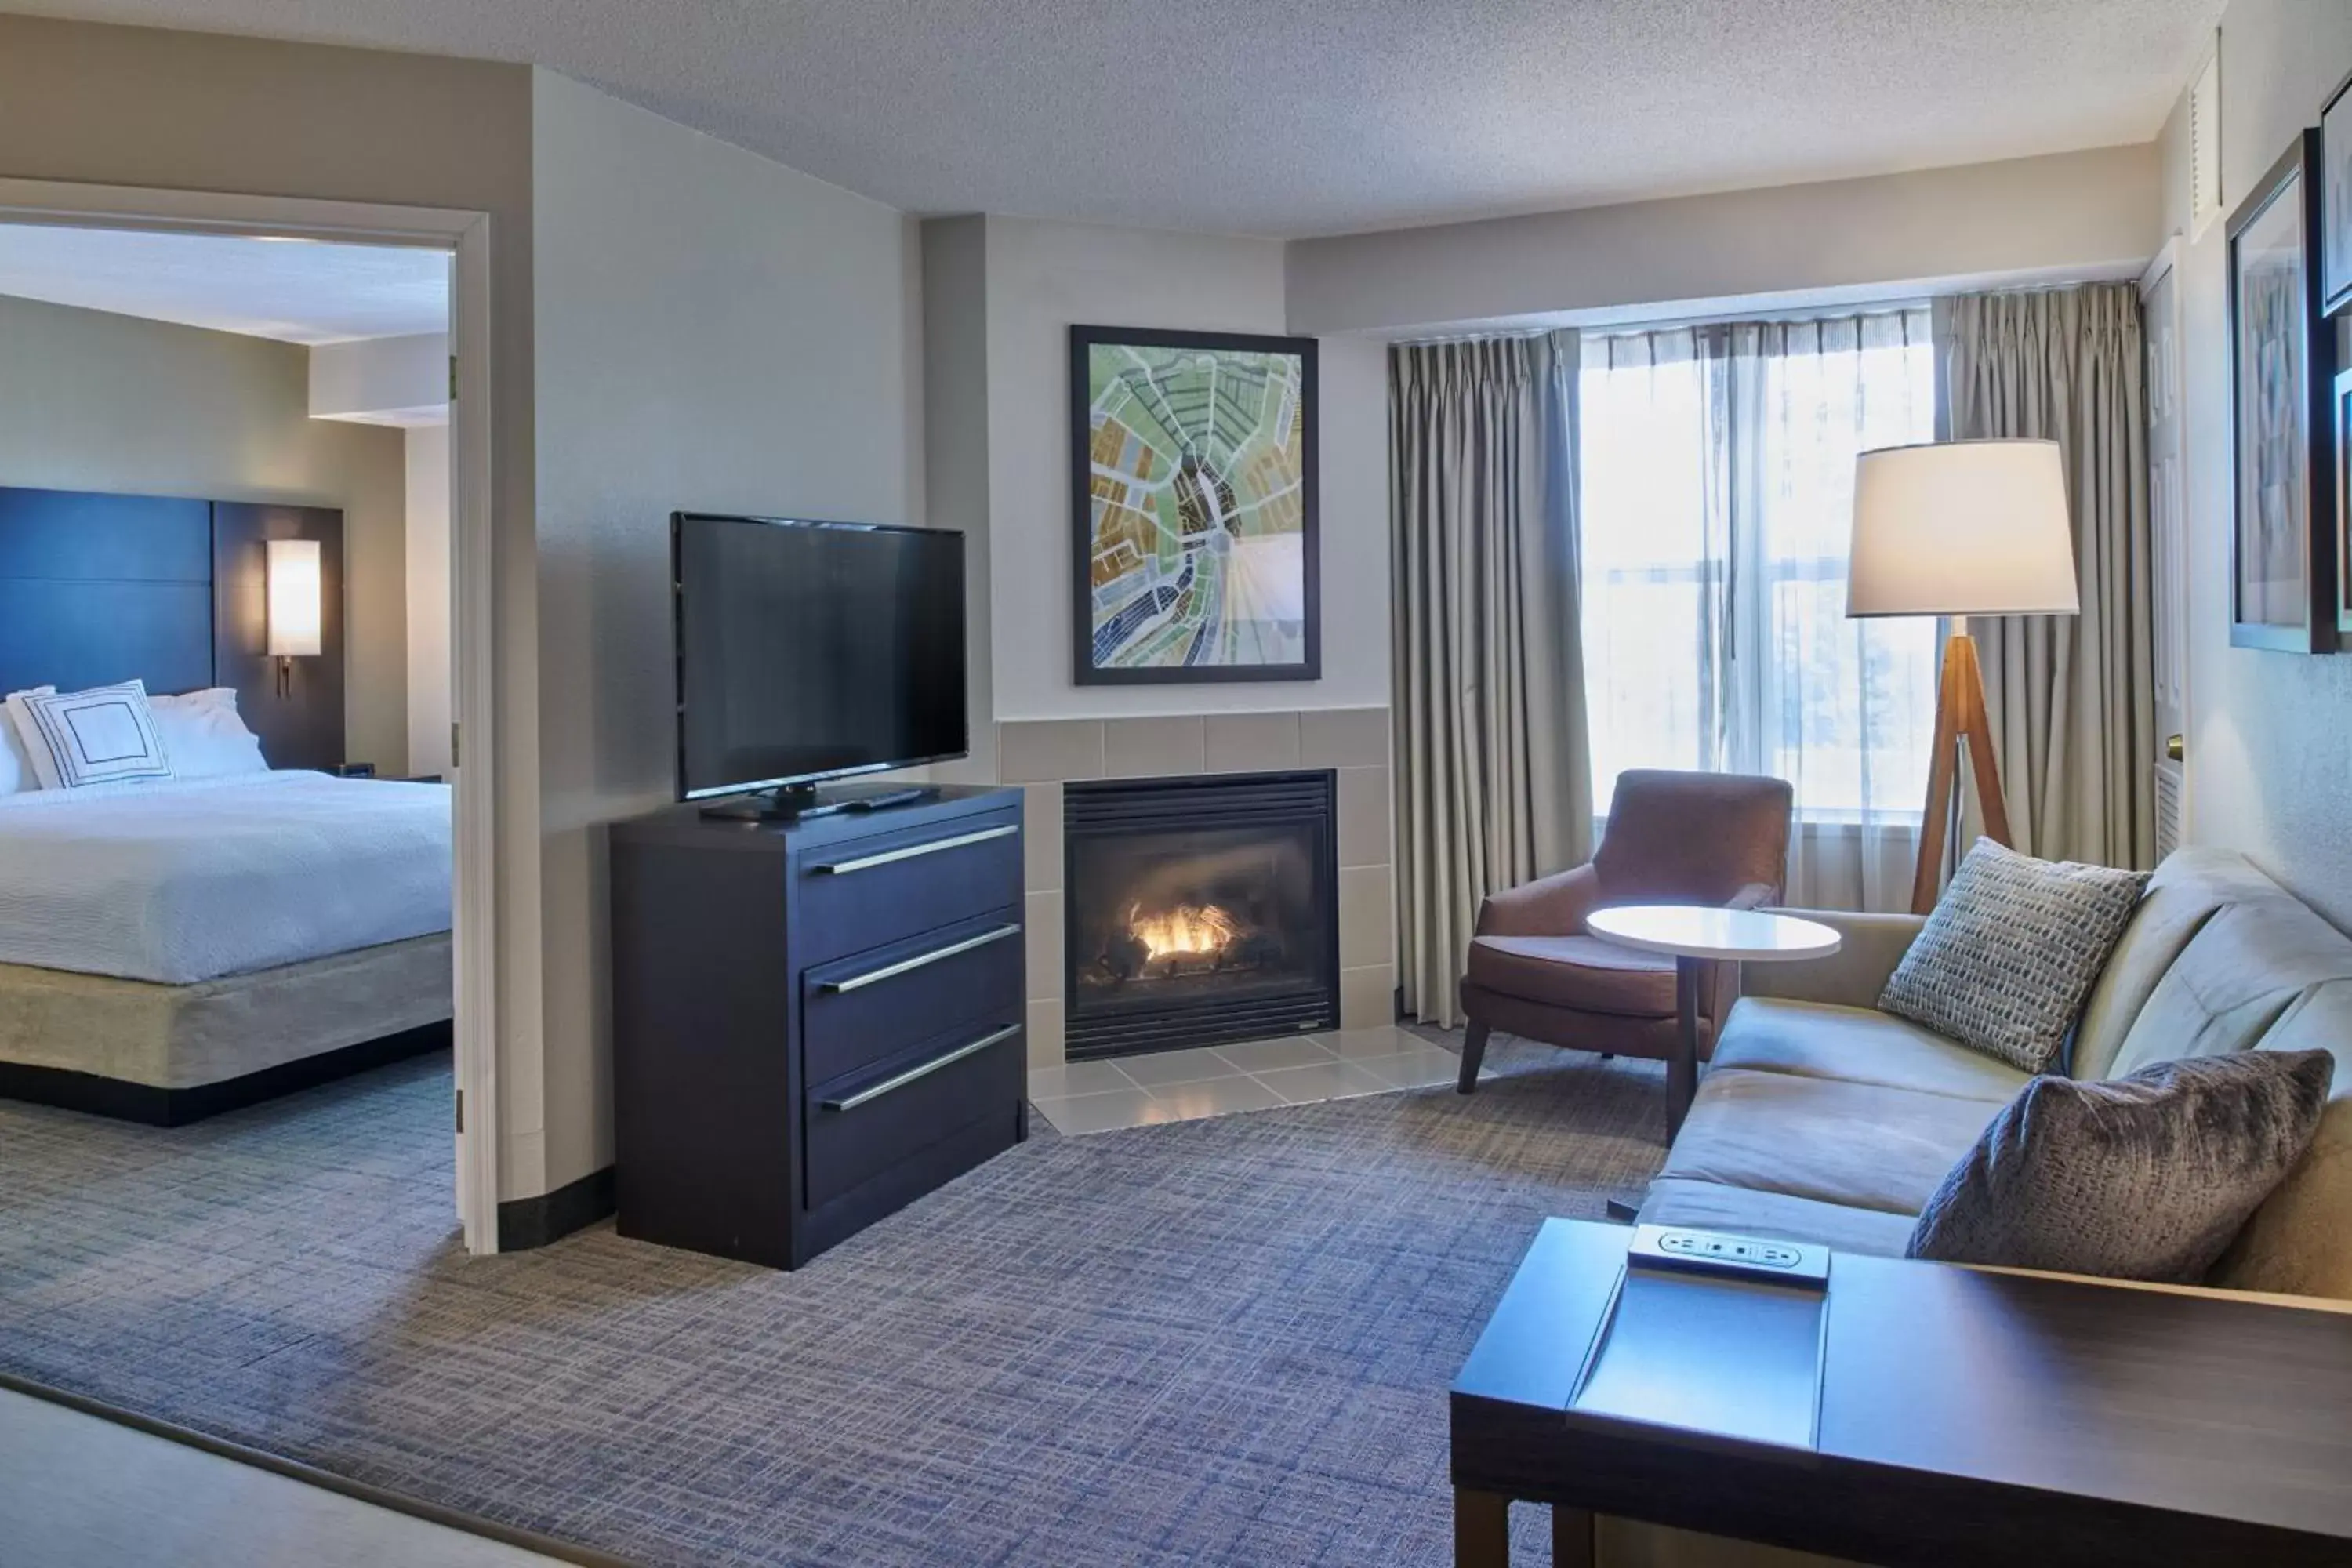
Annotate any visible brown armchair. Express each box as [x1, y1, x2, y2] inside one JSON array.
[[1455, 769, 1795, 1094]]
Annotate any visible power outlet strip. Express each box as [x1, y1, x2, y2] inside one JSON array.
[[1627, 1225, 1830, 1289]]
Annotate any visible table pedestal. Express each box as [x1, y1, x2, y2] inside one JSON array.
[[1670, 956, 1703, 1140]]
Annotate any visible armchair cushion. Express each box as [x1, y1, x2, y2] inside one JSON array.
[[1465, 933, 1675, 1018]]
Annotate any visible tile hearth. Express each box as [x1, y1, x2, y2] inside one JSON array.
[[1027, 1025, 1489, 1135]]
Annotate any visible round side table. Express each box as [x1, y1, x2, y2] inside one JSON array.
[[1586, 906, 1841, 1139]]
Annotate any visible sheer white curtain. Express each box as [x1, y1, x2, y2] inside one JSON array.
[[1579, 309, 1939, 910]]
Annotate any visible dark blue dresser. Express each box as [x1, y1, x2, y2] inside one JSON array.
[[608, 785, 1025, 1267]]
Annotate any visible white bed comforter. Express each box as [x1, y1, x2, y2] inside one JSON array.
[[0, 771, 452, 984]]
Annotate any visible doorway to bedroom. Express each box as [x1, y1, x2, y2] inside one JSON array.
[[0, 198, 496, 1251]]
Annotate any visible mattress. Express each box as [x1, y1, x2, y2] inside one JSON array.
[[0, 771, 452, 984]]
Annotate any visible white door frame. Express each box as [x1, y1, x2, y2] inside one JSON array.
[[0, 178, 503, 1254]]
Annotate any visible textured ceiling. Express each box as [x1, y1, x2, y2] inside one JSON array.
[[15, 0, 2221, 238], [0, 224, 448, 343]]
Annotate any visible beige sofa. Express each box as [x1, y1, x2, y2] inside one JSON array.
[[1635, 846, 2352, 1301], [1591, 848, 2352, 1568]]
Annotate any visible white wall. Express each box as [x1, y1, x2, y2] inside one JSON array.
[[978, 216, 1391, 720], [529, 68, 924, 1194], [0, 291, 410, 770], [405, 422, 452, 777], [1287, 143, 2163, 336], [310, 331, 449, 426], [2167, 2, 2352, 927]]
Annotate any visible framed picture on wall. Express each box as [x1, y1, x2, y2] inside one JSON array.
[[2227, 129, 2339, 652], [1069, 325, 1319, 685], [2325, 70, 2352, 317], [2339, 368, 2352, 633]]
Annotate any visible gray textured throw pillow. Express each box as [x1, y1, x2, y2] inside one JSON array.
[[1880, 838, 2148, 1073], [1907, 1051, 2336, 1283]]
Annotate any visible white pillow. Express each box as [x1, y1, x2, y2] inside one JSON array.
[[151, 687, 269, 779], [0, 686, 55, 795], [9, 680, 174, 789]]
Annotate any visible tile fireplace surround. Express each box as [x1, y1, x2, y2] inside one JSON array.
[[997, 708, 1394, 1069]]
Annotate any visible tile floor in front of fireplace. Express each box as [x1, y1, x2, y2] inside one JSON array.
[[1026, 1025, 1488, 1134]]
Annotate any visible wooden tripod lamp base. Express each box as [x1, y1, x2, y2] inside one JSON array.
[[1909, 630, 2013, 915]]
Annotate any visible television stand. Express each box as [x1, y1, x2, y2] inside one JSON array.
[[698, 781, 941, 823]]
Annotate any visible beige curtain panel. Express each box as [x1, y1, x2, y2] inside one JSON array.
[[1942, 283, 2155, 870], [1389, 332, 1592, 1026]]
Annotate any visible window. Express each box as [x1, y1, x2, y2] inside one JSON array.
[[1577, 310, 1939, 906]]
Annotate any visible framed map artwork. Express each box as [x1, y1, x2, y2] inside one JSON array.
[[1069, 325, 1319, 684]]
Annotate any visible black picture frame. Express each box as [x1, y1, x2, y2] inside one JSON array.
[[2339, 367, 2352, 637], [2227, 130, 2338, 653], [1069, 324, 1320, 686], [2324, 68, 2352, 318]]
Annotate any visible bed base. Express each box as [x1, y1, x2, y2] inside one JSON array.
[[0, 933, 452, 1126], [0, 1021, 450, 1126]]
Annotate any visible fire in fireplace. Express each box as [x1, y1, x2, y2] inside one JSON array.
[[1064, 771, 1338, 1060]]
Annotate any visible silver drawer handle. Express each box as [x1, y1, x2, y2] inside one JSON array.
[[820, 1022, 1022, 1112], [812, 824, 1018, 876], [819, 923, 1021, 993]]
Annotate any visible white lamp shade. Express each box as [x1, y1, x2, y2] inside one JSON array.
[[266, 539, 323, 657], [1847, 440, 2079, 618]]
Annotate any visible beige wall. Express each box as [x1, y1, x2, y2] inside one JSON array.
[[1287, 143, 2164, 336], [528, 69, 925, 1192], [2167, 2, 2352, 928], [0, 292, 409, 771], [0, 14, 551, 1203], [949, 215, 1390, 721], [920, 214, 998, 784]]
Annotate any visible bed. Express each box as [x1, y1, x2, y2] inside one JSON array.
[[0, 771, 454, 1123], [0, 485, 454, 1123]]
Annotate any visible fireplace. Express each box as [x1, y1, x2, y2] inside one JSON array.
[[1063, 771, 1339, 1060]]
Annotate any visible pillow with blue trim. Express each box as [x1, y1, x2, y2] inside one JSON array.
[[7, 679, 174, 789]]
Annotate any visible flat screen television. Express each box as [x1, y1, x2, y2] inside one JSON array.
[[673, 512, 967, 815]]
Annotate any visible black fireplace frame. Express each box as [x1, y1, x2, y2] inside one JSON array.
[[1062, 768, 1341, 1061]]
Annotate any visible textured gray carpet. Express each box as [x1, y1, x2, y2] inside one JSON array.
[[0, 1038, 1666, 1567]]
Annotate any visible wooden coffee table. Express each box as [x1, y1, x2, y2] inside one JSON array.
[[1452, 1218, 2352, 1567], [1586, 906, 1838, 1138]]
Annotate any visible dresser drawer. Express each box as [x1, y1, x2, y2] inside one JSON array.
[[793, 810, 1022, 967], [800, 909, 1024, 1086], [804, 1013, 1023, 1210]]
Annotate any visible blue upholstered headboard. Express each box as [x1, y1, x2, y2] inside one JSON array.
[[0, 485, 347, 770]]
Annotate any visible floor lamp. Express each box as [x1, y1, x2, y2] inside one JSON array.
[[1847, 440, 2078, 915]]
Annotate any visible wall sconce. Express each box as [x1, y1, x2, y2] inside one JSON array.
[[266, 538, 322, 699]]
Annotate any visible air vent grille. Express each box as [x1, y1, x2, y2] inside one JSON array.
[[2189, 46, 2222, 239]]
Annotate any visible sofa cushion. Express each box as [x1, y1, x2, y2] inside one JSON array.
[[2106, 886, 2352, 1079], [1713, 998, 2028, 1102], [1879, 839, 2147, 1073], [1465, 933, 1674, 1017], [1657, 1067, 2001, 1216], [2070, 848, 2269, 1079], [1635, 1176, 1919, 1258], [2215, 982, 2352, 1299], [1907, 1051, 2335, 1283]]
